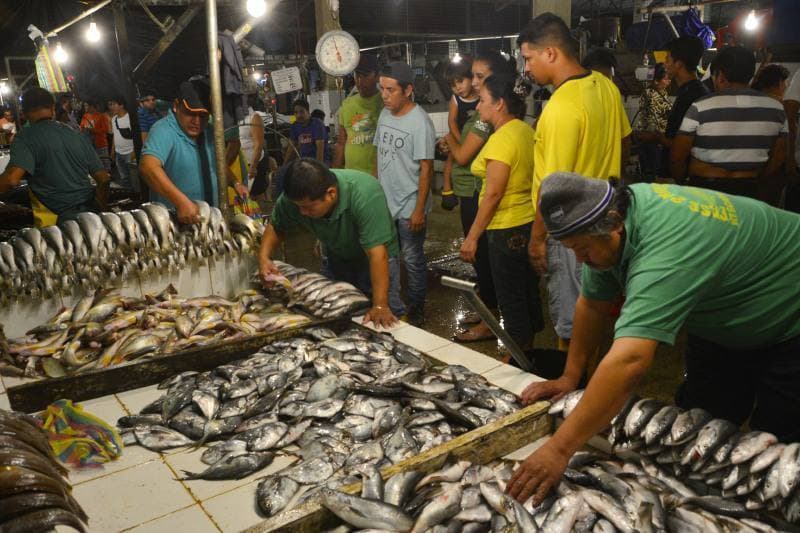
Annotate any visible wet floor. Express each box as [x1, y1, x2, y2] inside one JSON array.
[[276, 191, 685, 403]]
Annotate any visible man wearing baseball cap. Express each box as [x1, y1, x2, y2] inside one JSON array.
[[139, 80, 219, 224], [505, 173, 800, 504], [333, 54, 382, 174], [374, 61, 436, 326]]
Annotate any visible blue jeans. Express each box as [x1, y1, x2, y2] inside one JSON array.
[[321, 253, 406, 317], [395, 218, 427, 309], [115, 152, 135, 190]]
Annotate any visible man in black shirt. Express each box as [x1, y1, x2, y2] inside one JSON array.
[[635, 37, 708, 181]]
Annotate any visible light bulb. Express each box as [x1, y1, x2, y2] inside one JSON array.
[[452, 52, 462, 64], [86, 21, 101, 42], [252, 71, 262, 80], [54, 43, 69, 63], [247, 0, 267, 18], [0, 84, 8, 95], [744, 10, 759, 31]]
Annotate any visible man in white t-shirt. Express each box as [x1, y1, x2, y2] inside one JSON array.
[[108, 97, 136, 191]]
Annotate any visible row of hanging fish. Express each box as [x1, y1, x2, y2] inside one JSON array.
[[0, 201, 264, 303], [0, 409, 89, 532], [321, 452, 793, 533], [265, 260, 372, 318], [550, 390, 800, 525], [116, 327, 521, 520], [0, 285, 310, 378]]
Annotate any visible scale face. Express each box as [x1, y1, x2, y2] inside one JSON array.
[[315, 30, 360, 77]]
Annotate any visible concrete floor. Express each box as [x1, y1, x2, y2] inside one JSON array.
[[277, 191, 686, 403]]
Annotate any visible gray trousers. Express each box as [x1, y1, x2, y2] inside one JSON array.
[[545, 237, 582, 340]]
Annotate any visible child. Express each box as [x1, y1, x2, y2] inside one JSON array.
[[441, 57, 479, 211]]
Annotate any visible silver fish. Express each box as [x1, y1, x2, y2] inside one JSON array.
[[257, 475, 300, 517], [133, 425, 194, 451], [320, 489, 414, 532], [411, 483, 463, 533], [181, 451, 274, 480], [731, 432, 778, 465]]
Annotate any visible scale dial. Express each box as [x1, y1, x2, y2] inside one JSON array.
[[315, 30, 360, 77]]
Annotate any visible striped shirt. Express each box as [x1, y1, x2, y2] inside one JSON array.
[[678, 88, 787, 172]]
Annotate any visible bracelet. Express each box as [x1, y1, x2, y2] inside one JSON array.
[[373, 305, 387, 310], [442, 190, 454, 196]]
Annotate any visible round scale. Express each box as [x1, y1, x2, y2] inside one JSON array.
[[315, 30, 360, 77]]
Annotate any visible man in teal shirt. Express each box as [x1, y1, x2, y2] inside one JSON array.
[[259, 159, 404, 327], [139, 81, 220, 224], [506, 173, 800, 504]]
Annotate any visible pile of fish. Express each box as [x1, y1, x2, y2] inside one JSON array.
[[266, 260, 371, 319], [551, 389, 800, 525], [0, 285, 310, 378], [0, 201, 264, 302], [0, 409, 88, 532], [320, 452, 792, 533], [116, 328, 520, 518]]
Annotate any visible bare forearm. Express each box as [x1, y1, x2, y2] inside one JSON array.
[[367, 246, 391, 308], [414, 162, 433, 213], [93, 170, 111, 208], [316, 141, 324, 162], [140, 156, 192, 207], [258, 224, 283, 262], [333, 143, 345, 168], [531, 208, 547, 242], [442, 154, 454, 191], [466, 191, 501, 242]]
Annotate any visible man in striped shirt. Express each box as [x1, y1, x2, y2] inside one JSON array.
[[671, 46, 787, 201]]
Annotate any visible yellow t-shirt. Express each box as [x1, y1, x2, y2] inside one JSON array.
[[471, 119, 536, 230], [533, 70, 632, 207]]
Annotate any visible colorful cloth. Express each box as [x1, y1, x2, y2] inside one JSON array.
[[38, 399, 124, 468]]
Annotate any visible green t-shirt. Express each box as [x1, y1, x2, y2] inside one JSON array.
[[8, 120, 101, 214], [582, 183, 800, 349], [271, 169, 399, 264], [452, 114, 491, 197], [338, 92, 383, 175]]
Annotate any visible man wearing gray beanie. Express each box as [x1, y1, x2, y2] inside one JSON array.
[[506, 173, 800, 504]]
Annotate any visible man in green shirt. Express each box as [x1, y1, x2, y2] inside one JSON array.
[[258, 159, 404, 327], [0, 87, 110, 227], [506, 173, 800, 504], [333, 55, 383, 175]]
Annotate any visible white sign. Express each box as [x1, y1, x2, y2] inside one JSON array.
[[270, 67, 303, 95]]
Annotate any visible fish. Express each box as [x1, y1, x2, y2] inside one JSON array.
[[180, 451, 274, 480], [384, 471, 424, 507], [731, 432, 778, 465], [133, 425, 195, 451], [664, 408, 713, 445], [257, 475, 300, 517], [320, 489, 415, 531], [0, 507, 87, 533], [411, 483, 463, 532]]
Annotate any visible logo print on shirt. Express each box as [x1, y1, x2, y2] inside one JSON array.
[[378, 125, 409, 171]]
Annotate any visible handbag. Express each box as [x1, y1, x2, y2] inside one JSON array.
[[114, 116, 133, 140]]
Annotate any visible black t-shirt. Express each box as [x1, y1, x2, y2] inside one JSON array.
[[665, 79, 709, 139]]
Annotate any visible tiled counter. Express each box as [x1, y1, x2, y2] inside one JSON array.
[[2, 319, 548, 532]]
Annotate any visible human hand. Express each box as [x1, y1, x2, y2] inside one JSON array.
[[259, 257, 281, 287], [362, 305, 398, 328], [409, 210, 426, 232], [234, 181, 249, 198], [176, 199, 201, 225], [520, 375, 578, 405], [441, 191, 458, 211], [505, 442, 570, 505], [528, 236, 547, 275], [459, 237, 477, 263]]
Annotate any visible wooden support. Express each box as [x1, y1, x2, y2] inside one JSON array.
[[131, 4, 202, 81], [247, 401, 553, 533], [112, 0, 144, 162]]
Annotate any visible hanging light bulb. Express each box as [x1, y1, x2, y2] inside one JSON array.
[[452, 52, 462, 64], [54, 42, 69, 63], [86, 21, 101, 42], [744, 10, 759, 31], [252, 71, 262, 80], [246, 0, 267, 18]]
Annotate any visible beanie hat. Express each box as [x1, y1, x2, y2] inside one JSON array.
[[539, 172, 613, 239]]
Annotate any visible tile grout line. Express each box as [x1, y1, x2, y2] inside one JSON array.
[[117, 503, 197, 532], [161, 453, 225, 531]]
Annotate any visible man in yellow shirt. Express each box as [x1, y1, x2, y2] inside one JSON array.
[[518, 12, 631, 348]]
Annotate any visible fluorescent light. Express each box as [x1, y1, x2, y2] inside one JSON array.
[[54, 42, 69, 63], [744, 10, 759, 31], [86, 21, 101, 43], [247, 0, 267, 18]]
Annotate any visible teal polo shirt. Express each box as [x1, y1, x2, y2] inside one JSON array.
[[271, 169, 400, 265], [142, 110, 219, 208]]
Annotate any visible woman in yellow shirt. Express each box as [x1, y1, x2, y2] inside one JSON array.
[[460, 74, 543, 356]]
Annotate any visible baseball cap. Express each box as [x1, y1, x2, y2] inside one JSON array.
[[381, 62, 415, 86], [355, 54, 379, 74], [178, 80, 210, 114]]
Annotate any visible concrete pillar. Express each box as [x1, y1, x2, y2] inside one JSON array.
[[531, 0, 571, 25]]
